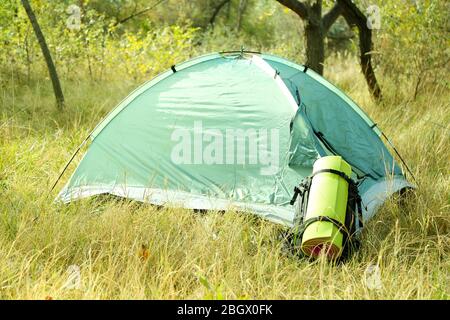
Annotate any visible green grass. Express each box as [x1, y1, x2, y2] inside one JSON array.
[[0, 59, 449, 299]]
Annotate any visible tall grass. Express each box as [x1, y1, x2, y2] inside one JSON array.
[[0, 57, 448, 299]]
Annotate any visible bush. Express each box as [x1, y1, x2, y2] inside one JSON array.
[[377, 0, 450, 99]]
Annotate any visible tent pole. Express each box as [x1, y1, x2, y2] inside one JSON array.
[[381, 132, 418, 184], [49, 135, 90, 195]]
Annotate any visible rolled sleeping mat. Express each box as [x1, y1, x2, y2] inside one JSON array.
[[301, 156, 352, 259]]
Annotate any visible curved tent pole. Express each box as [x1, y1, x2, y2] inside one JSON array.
[[49, 134, 91, 194], [378, 130, 417, 184], [368, 123, 417, 184]]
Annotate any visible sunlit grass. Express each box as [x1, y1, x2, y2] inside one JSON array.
[[0, 60, 449, 299]]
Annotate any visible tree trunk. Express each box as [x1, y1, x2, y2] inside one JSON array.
[[21, 0, 64, 109], [358, 27, 382, 99], [276, 0, 327, 75], [277, 0, 380, 99], [338, 0, 382, 100], [305, 2, 324, 75], [305, 22, 325, 75]]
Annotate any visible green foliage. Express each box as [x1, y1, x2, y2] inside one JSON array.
[[1, 0, 449, 97], [377, 0, 450, 98], [0, 0, 309, 84], [96, 24, 200, 80], [0, 0, 200, 83]]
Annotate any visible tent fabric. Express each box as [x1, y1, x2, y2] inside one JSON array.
[[57, 52, 411, 226]]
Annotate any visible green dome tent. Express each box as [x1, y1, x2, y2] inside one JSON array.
[[56, 52, 412, 226]]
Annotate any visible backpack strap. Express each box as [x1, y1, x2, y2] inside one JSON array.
[[348, 180, 364, 230], [293, 215, 350, 240], [311, 168, 352, 184], [290, 176, 312, 228], [312, 168, 364, 230], [290, 176, 312, 205]]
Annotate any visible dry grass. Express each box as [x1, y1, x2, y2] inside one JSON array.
[[0, 58, 449, 299]]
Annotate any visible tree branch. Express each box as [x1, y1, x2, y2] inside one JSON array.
[[322, 2, 342, 31], [276, 0, 309, 20], [114, 0, 167, 26], [209, 0, 231, 26]]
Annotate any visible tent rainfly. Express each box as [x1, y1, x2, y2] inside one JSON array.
[[56, 52, 412, 227]]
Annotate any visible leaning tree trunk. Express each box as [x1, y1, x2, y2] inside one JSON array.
[[209, 0, 231, 27], [358, 27, 381, 99], [338, 0, 382, 100], [21, 0, 64, 109]]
